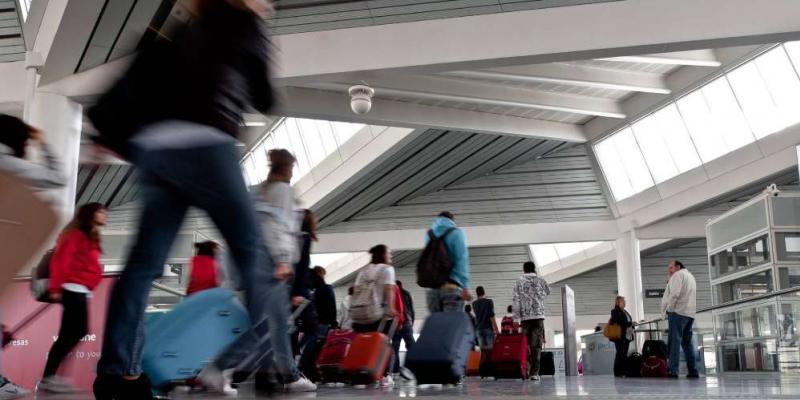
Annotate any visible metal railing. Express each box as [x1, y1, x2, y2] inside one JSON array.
[[150, 281, 186, 298]]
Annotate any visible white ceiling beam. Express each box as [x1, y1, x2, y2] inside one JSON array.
[[543, 239, 669, 284], [273, 0, 800, 84], [444, 64, 671, 94], [304, 74, 625, 119], [596, 50, 722, 67], [279, 87, 587, 142], [584, 44, 770, 142], [314, 220, 621, 253]]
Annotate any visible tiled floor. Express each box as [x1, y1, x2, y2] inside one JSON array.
[[30, 374, 800, 399]]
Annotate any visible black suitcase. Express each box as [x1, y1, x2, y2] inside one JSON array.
[[405, 312, 474, 384], [539, 351, 555, 376], [642, 340, 667, 359], [626, 352, 643, 377]]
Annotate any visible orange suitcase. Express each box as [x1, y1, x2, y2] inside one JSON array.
[[466, 350, 482, 376], [342, 319, 396, 385]]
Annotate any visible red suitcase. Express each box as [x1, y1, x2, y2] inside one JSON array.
[[490, 333, 529, 379], [341, 319, 397, 385], [316, 329, 359, 383]]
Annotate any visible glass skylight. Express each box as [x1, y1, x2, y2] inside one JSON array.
[[596, 42, 800, 201], [240, 118, 364, 186], [529, 241, 605, 269]]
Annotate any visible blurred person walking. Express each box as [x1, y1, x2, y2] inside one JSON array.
[[187, 241, 221, 296], [349, 245, 398, 387], [472, 286, 499, 365], [0, 114, 65, 399], [421, 212, 471, 313], [203, 149, 316, 393], [38, 203, 107, 394], [90, 1, 285, 398], [391, 280, 415, 375], [512, 261, 550, 381]]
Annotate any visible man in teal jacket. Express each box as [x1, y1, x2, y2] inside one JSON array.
[[424, 211, 471, 313]]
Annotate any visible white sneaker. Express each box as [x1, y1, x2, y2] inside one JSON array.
[[530, 374, 541, 381], [197, 365, 237, 396], [37, 376, 77, 393], [285, 375, 317, 392], [380, 375, 395, 388], [0, 380, 30, 400]]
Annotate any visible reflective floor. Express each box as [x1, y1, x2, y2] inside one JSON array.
[[29, 374, 800, 399]]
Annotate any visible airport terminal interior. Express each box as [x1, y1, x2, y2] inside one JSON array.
[[4, 0, 800, 399]]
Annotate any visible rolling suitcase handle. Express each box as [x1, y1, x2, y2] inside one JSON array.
[[2, 303, 53, 348], [377, 316, 399, 340], [233, 299, 312, 375]]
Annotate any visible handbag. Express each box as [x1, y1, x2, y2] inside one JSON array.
[[603, 319, 622, 341]]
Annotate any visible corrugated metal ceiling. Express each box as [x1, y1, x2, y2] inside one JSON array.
[[0, 0, 25, 63]]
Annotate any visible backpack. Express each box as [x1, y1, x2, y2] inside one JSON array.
[[416, 227, 457, 288], [88, 37, 181, 160], [349, 265, 387, 324], [30, 249, 55, 303]]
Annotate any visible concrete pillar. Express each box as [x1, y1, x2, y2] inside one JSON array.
[[615, 229, 644, 322], [28, 92, 82, 226]]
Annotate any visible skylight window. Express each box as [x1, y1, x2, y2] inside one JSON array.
[[529, 242, 605, 271], [240, 118, 364, 186], [595, 42, 800, 201]]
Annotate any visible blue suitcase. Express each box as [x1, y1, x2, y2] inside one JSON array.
[[405, 312, 474, 384], [142, 288, 250, 389]]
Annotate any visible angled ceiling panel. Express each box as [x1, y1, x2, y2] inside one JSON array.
[[320, 142, 612, 233]]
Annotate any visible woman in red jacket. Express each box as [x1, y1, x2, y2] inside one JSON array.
[[187, 241, 220, 296], [37, 203, 106, 394]]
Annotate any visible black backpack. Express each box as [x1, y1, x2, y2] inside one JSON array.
[[416, 227, 456, 288], [30, 249, 55, 303], [642, 339, 667, 360]]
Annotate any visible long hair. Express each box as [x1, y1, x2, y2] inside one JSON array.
[[66, 202, 105, 243], [301, 209, 318, 241], [0, 114, 34, 158]]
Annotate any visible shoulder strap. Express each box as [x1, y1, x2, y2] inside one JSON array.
[[427, 229, 437, 241]]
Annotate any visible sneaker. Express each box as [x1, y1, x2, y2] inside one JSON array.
[[530, 375, 541, 381], [380, 375, 394, 387], [687, 374, 700, 379], [0, 380, 30, 400], [37, 375, 78, 393], [197, 365, 237, 396], [285, 374, 317, 392]]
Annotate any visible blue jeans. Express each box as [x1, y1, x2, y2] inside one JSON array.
[[97, 131, 295, 379], [426, 286, 464, 313], [667, 312, 699, 377], [476, 328, 495, 349]]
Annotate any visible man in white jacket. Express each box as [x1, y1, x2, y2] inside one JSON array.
[[660, 260, 699, 379]]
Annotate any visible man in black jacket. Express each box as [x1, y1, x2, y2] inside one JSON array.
[[393, 280, 416, 374]]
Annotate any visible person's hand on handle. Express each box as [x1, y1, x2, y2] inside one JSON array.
[[274, 262, 293, 281], [291, 296, 306, 307], [49, 292, 62, 303]]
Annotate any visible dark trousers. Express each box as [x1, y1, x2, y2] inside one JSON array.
[[613, 339, 630, 377], [521, 319, 544, 376], [44, 290, 88, 377], [392, 322, 415, 373]]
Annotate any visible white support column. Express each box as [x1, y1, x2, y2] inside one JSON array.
[[29, 92, 82, 226], [615, 229, 644, 322]]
